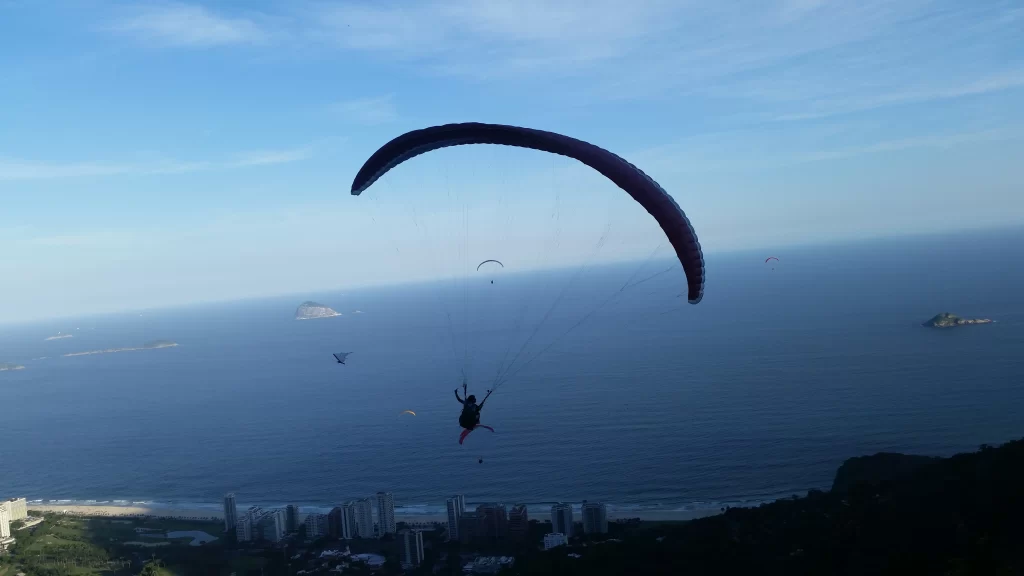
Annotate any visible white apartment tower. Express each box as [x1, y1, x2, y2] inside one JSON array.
[[235, 506, 265, 542], [399, 529, 425, 567], [353, 498, 374, 538], [551, 502, 574, 538], [0, 503, 10, 539], [340, 502, 358, 539], [581, 501, 608, 535], [376, 492, 396, 536], [4, 498, 26, 521], [446, 495, 466, 542], [223, 493, 238, 533], [305, 513, 328, 538]]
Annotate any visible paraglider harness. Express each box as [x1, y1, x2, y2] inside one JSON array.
[[456, 385, 492, 430]]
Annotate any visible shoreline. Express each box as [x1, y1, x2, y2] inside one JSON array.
[[28, 504, 722, 524]]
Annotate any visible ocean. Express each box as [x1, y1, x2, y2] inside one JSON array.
[[2, 228, 1024, 517]]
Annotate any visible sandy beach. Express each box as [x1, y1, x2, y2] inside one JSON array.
[[29, 504, 720, 524], [29, 505, 222, 522]]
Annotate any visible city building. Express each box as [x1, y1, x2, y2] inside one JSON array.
[[376, 492, 396, 536], [353, 498, 374, 538], [581, 501, 608, 535], [285, 504, 299, 533], [543, 533, 568, 550], [446, 495, 466, 542], [508, 505, 529, 541], [470, 556, 516, 574], [477, 503, 508, 544], [259, 510, 287, 543], [551, 503, 574, 538], [305, 512, 328, 538], [328, 507, 343, 538], [236, 514, 253, 542], [236, 506, 266, 543], [223, 493, 238, 533], [0, 536, 15, 552], [0, 503, 10, 539], [4, 498, 27, 521], [458, 511, 483, 545], [339, 502, 358, 539], [399, 529, 424, 568]]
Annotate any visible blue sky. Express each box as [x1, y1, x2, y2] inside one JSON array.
[[1, 0, 1023, 323]]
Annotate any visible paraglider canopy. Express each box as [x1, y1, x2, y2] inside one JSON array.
[[400, 410, 416, 416], [476, 259, 505, 272], [765, 256, 779, 263], [350, 122, 705, 304]]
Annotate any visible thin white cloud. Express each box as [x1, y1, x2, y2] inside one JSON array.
[[305, 0, 1023, 119], [110, 2, 267, 47], [629, 126, 1022, 176], [231, 148, 312, 167], [314, 0, 678, 74], [0, 147, 310, 181], [795, 129, 1020, 164], [774, 71, 1024, 122], [329, 95, 399, 125]]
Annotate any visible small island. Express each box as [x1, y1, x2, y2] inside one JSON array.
[[0, 362, 26, 372], [44, 333, 74, 341], [295, 301, 341, 320], [63, 340, 179, 357], [923, 312, 993, 328]]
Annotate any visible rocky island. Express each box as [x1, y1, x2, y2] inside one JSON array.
[[295, 301, 341, 320], [0, 362, 26, 371], [923, 312, 993, 328], [63, 340, 179, 357]]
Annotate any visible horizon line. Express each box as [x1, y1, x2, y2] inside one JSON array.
[[2, 223, 1021, 328]]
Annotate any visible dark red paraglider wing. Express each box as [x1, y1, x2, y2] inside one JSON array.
[[458, 425, 494, 445], [350, 123, 705, 305], [765, 256, 779, 262]]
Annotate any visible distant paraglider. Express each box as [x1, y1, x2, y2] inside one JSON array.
[[477, 259, 504, 284], [333, 352, 351, 364], [476, 259, 504, 272], [400, 410, 416, 416], [765, 256, 779, 271]]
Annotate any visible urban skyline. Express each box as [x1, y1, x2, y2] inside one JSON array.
[[218, 491, 612, 548]]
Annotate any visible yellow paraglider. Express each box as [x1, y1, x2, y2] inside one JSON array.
[[400, 410, 416, 416]]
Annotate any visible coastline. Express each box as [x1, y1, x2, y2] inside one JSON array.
[[28, 504, 721, 524]]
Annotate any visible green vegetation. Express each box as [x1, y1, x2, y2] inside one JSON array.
[[3, 515, 222, 576], [510, 439, 1024, 575]]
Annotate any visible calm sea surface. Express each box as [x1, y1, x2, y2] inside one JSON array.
[[2, 229, 1023, 516]]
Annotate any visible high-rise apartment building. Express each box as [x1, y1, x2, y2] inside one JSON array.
[[353, 498, 374, 538], [399, 529, 425, 567], [305, 512, 328, 538], [376, 492, 396, 536], [477, 503, 508, 544], [551, 503, 574, 538], [223, 493, 238, 533], [508, 505, 529, 541], [285, 504, 299, 533], [581, 501, 608, 535], [446, 495, 466, 542]]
